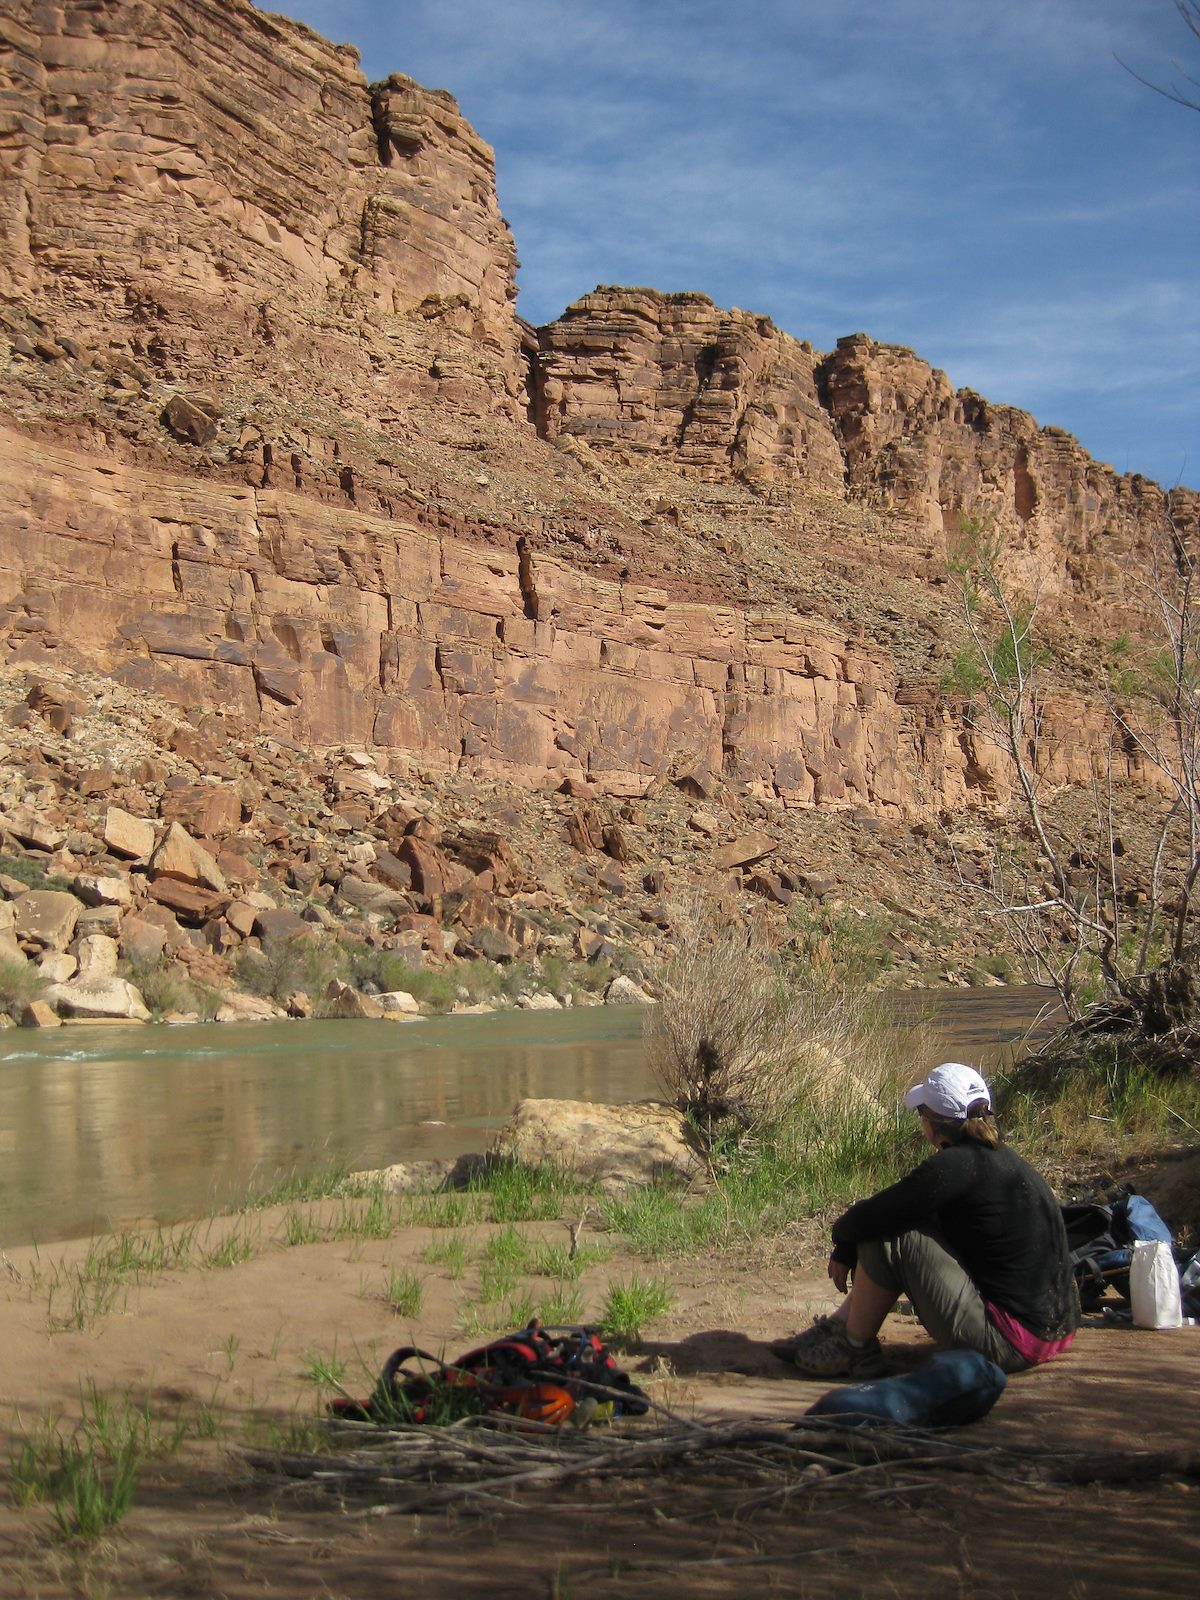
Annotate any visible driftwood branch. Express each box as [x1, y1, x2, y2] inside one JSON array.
[[240, 1413, 1200, 1519]]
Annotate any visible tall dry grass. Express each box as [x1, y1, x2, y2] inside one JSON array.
[[647, 895, 938, 1144]]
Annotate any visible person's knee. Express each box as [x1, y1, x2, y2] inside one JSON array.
[[857, 1236, 903, 1295]]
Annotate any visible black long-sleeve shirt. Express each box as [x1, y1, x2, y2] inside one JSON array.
[[830, 1141, 1079, 1340]]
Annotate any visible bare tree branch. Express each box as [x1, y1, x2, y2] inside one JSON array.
[[1116, 1, 1200, 113]]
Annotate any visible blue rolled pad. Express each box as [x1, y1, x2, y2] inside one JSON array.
[[806, 1350, 1006, 1428]]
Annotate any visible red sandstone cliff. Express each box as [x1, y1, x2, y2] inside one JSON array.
[[0, 0, 1195, 822]]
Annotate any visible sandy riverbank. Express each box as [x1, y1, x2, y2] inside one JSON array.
[[1, 1198, 1198, 1598]]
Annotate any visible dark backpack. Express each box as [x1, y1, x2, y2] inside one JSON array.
[[331, 1320, 651, 1427], [1061, 1192, 1174, 1311]]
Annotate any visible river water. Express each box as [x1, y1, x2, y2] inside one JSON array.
[[0, 987, 1057, 1247]]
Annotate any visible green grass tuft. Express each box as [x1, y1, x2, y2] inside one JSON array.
[[600, 1275, 674, 1347], [382, 1267, 423, 1319], [468, 1158, 590, 1223]]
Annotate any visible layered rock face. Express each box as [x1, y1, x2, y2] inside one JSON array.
[[819, 334, 1195, 629], [0, 0, 1195, 824], [536, 288, 846, 491], [0, 0, 524, 405], [0, 418, 918, 808], [535, 303, 1197, 637]]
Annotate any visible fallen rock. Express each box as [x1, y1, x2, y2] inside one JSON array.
[[151, 822, 228, 892], [37, 952, 76, 983], [797, 1043, 889, 1126], [335, 876, 408, 915], [516, 991, 562, 1010], [398, 835, 449, 898], [214, 993, 284, 1022], [13, 890, 82, 952], [604, 974, 654, 1005], [253, 906, 314, 943], [163, 392, 218, 446], [43, 975, 151, 1022], [72, 872, 134, 908], [76, 904, 121, 940], [1, 806, 67, 851], [104, 806, 157, 860], [372, 850, 413, 891], [323, 978, 386, 1019], [363, 1153, 489, 1193], [19, 999, 60, 1028], [491, 1098, 703, 1188], [713, 831, 776, 871], [464, 926, 518, 962], [74, 934, 119, 984], [120, 916, 170, 965], [378, 989, 421, 1015], [225, 899, 259, 937], [146, 877, 231, 924], [160, 783, 241, 838]]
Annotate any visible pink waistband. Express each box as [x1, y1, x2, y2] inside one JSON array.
[[986, 1303, 1076, 1365]]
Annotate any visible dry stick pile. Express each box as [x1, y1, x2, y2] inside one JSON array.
[[241, 1414, 1200, 1519]]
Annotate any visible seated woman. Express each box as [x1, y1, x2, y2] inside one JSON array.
[[780, 1061, 1079, 1379]]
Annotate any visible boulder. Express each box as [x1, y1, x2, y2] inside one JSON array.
[[163, 392, 218, 446], [713, 831, 776, 871], [119, 916, 169, 966], [1, 806, 67, 851], [745, 871, 792, 906], [372, 850, 413, 891], [336, 875, 408, 914], [37, 952, 77, 983], [604, 974, 654, 1006], [76, 905, 122, 939], [392, 913, 445, 949], [465, 926, 518, 962], [225, 898, 259, 937], [44, 975, 151, 1022], [74, 934, 119, 984], [19, 1000, 61, 1028], [378, 989, 421, 1015], [516, 991, 562, 1010], [323, 979, 386, 1019], [151, 822, 227, 891], [146, 877, 231, 925], [214, 992, 284, 1022], [13, 890, 82, 952], [254, 906, 314, 943], [160, 783, 241, 838], [492, 1099, 703, 1189], [72, 872, 133, 908], [363, 1153, 489, 1194], [796, 1044, 890, 1127], [398, 835, 449, 898], [103, 807, 156, 860], [76, 766, 118, 797]]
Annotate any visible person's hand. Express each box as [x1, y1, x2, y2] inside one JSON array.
[[827, 1255, 849, 1294]]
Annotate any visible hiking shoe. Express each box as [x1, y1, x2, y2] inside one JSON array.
[[788, 1318, 886, 1380], [770, 1314, 837, 1360]]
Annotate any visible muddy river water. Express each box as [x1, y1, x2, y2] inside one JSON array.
[[0, 987, 1057, 1246]]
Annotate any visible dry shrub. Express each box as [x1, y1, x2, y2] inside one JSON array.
[[647, 916, 805, 1136], [647, 897, 935, 1144]]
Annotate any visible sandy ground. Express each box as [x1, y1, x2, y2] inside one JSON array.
[[1, 1203, 1198, 1600]]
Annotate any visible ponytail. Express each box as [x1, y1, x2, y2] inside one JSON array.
[[924, 1099, 1002, 1149]]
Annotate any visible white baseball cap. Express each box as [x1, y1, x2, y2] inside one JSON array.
[[904, 1062, 992, 1119]]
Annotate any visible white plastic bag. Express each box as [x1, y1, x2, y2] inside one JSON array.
[[1130, 1239, 1183, 1329]]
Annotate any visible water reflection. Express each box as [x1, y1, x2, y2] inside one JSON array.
[[0, 987, 1058, 1246]]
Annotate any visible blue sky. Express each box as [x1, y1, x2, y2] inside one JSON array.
[[277, 1, 1198, 489]]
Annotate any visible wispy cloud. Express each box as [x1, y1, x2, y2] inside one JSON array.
[[278, 0, 1199, 486]]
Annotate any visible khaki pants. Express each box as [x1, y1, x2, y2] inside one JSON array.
[[857, 1229, 1029, 1374]]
